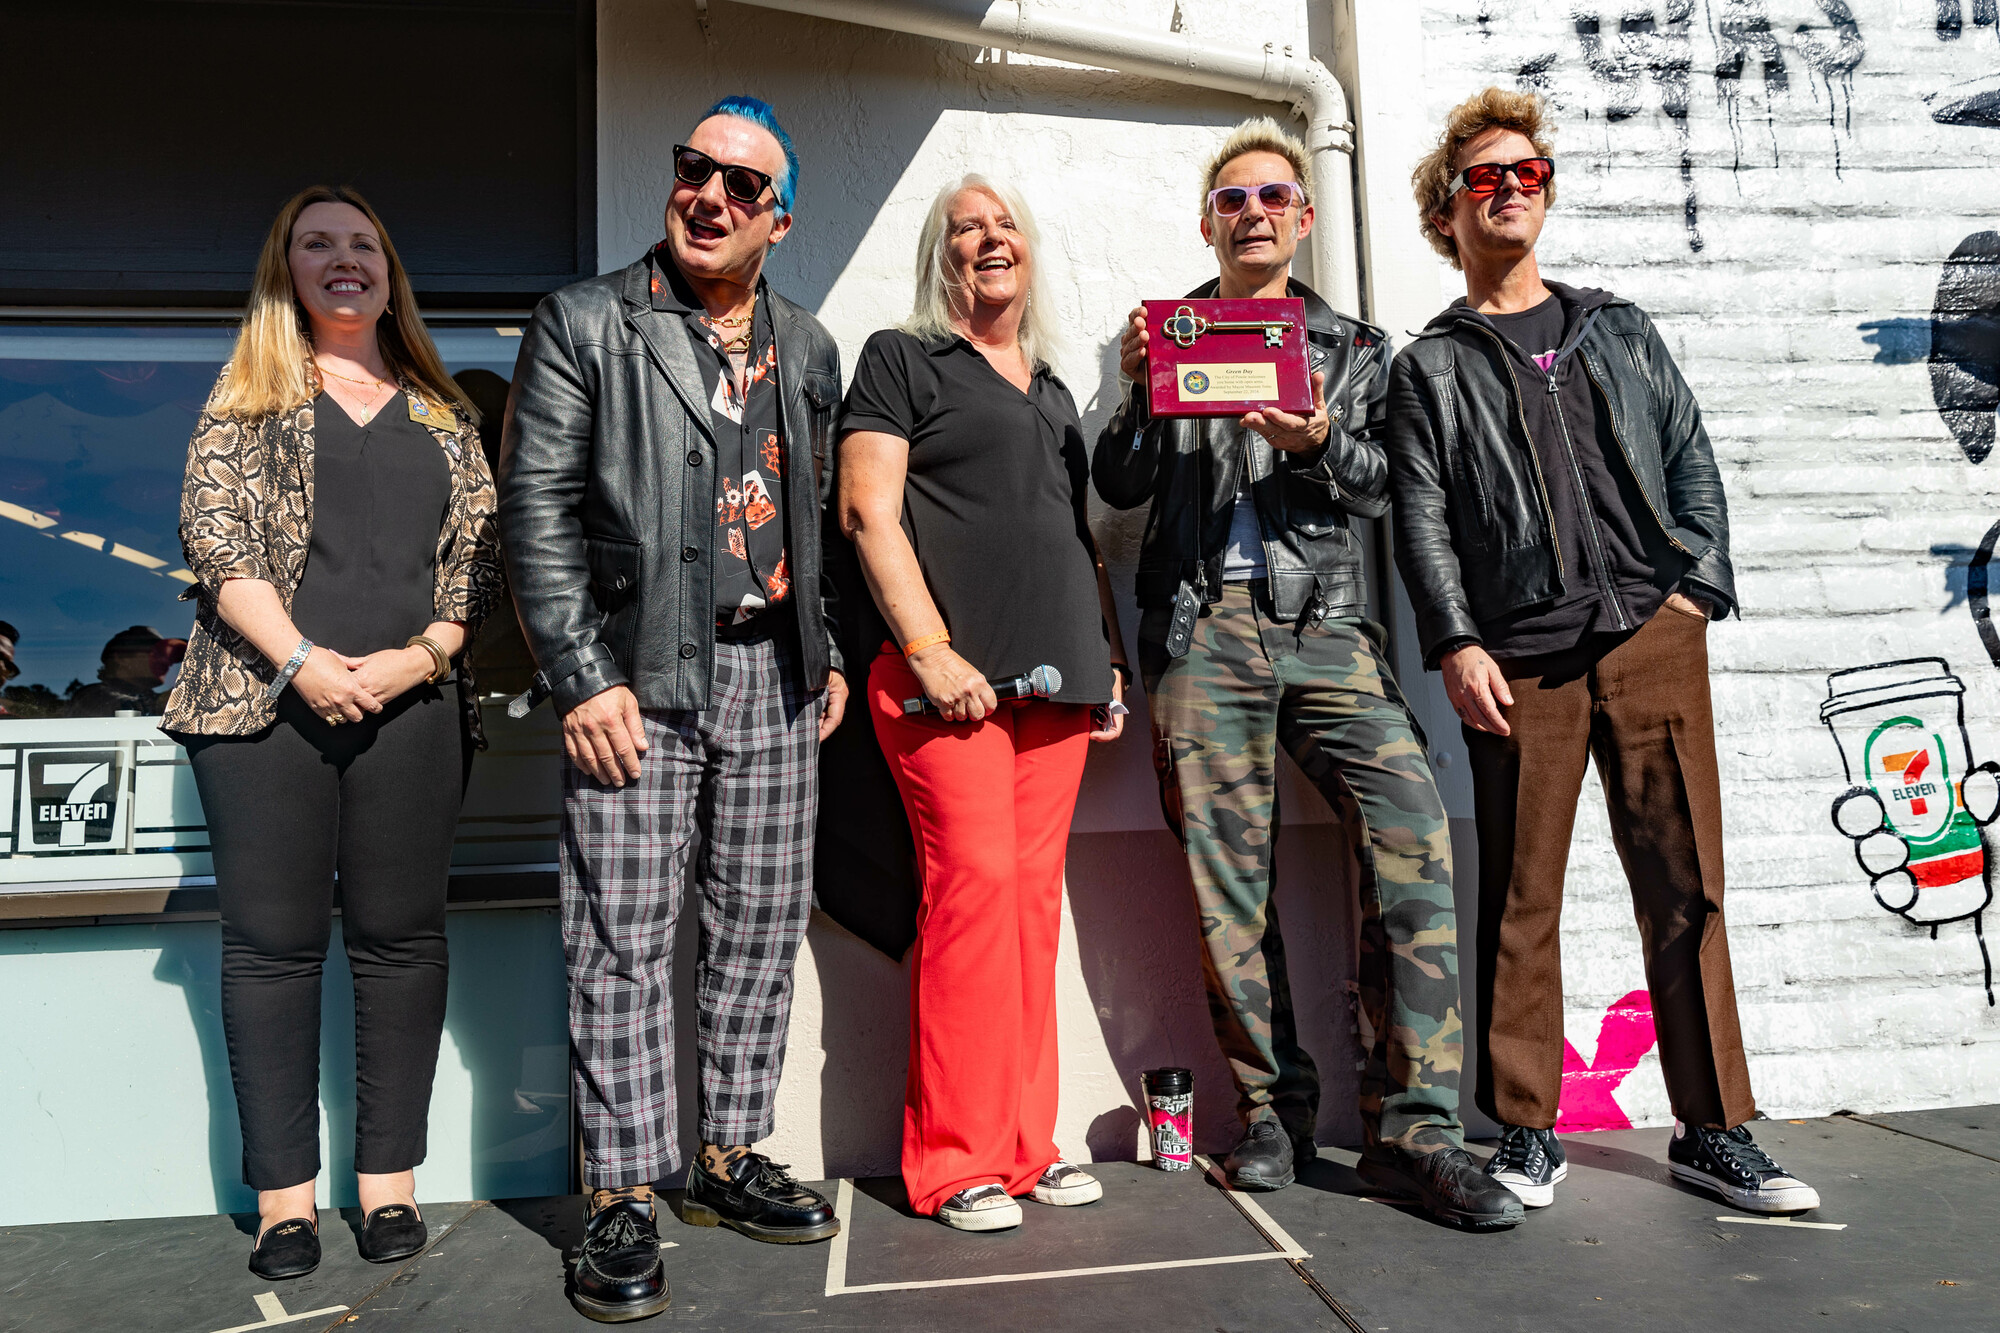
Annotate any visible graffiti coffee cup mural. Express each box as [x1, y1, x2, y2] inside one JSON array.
[[1824, 657, 1995, 1002]]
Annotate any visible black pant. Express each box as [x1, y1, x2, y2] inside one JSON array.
[[185, 686, 466, 1190]]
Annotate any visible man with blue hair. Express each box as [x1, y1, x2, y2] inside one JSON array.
[[501, 95, 847, 1322]]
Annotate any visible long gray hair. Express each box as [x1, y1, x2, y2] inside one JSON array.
[[903, 174, 1061, 370]]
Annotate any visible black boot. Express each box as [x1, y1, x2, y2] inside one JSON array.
[[1359, 1144, 1524, 1230], [1222, 1120, 1295, 1191], [681, 1151, 840, 1243], [570, 1193, 671, 1323]]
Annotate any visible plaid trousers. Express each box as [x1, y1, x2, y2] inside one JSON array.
[[560, 630, 821, 1188]]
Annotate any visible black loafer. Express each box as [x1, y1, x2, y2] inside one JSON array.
[[570, 1198, 670, 1323], [680, 1152, 840, 1243], [1222, 1120, 1295, 1191], [357, 1203, 428, 1264], [249, 1216, 320, 1280], [1358, 1144, 1524, 1231]]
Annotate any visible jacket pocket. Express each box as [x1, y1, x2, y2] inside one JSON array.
[[585, 533, 641, 664], [803, 370, 839, 470]]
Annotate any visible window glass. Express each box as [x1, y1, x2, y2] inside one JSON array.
[[0, 323, 554, 888]]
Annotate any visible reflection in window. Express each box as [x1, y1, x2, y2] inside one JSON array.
[[0, 324, 523, 720]]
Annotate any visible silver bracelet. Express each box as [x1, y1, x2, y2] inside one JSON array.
[[267, 638, 313, 699]]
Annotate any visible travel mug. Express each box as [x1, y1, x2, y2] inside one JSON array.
[[1142, 1067, 1194, 1171]]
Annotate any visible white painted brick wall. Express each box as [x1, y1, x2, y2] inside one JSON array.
[[1407, 0, 2000, 1122]]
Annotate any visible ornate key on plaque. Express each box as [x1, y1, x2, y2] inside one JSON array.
[[1161, 304, 1293, 349]]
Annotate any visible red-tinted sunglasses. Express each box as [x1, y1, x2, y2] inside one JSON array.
[[1446, 156, 1555, 199]]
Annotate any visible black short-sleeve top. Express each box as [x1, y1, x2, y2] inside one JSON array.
[[840, 329, 1112, 704]]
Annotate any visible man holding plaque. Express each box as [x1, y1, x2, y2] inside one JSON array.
[[1093, 118, 1519, 1230], [1385, 88, 1818, 1215]]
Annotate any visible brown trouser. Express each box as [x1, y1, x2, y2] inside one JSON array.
[[1463, 603, 1756, 1131]]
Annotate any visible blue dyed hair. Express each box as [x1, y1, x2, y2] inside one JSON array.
[[699, 95, 799, 214]]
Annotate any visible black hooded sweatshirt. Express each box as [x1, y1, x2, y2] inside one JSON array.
[[1448, 281, 1688, 659]]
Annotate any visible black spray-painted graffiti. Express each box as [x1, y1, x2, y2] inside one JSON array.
[[1824, 657, 1996, 1004], [1506, 2, 1865, 252], [1929, 233, 2000, 464]]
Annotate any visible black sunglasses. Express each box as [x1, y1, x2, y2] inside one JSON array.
[[673, 144, 779, 208], [1447, 156, 1555, 198]]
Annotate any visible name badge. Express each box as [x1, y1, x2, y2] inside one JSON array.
[[409, 396, 459, 432]]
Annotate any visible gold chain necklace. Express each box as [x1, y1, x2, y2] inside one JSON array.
[[699, 295, 757, 354], [315, 360, 394, 424]]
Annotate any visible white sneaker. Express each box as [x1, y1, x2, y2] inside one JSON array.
[[1030, 1161, 1103, 1206], [937, 1183, 1022, 1231]]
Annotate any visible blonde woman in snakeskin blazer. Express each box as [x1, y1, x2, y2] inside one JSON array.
[[161, 186, 502, 1283]]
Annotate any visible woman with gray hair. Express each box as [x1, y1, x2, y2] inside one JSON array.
[[838, 174, 1129, 1232]]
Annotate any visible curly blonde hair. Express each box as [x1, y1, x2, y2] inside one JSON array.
[[1412, 87, 1557, 270]]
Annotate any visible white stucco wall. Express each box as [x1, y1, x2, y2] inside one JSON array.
[[597, 0, 2000, 1181]]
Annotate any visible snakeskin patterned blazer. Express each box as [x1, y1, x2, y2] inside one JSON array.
[[161, 372, 505, 743]]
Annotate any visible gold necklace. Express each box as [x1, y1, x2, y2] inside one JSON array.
[[699, 294, 757, 352], [316, 360, 394, 423], [316, 361, 388, 390]]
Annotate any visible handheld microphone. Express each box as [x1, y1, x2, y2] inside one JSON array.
[[903, 664, 1063, 715]]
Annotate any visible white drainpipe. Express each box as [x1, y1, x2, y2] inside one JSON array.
[[722, 0, 1361, 315]]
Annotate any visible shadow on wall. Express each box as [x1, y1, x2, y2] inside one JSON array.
[[1064, 823, 1367, 1156], [150, 908, 572, 1211], [806, 910, 911, 1181]]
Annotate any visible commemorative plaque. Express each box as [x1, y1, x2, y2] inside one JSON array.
[[1144, 297, 1312, 419]]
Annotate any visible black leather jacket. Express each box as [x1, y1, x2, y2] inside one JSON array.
[[1092, 278, 1391, 625], [498, 258, 842, 715], [1384, 285, 1735, 667]]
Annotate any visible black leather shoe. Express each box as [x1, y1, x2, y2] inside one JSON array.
[[570, 1197, 670, 1323], [1358, 1144, 1524, 1231], [680, 1152, 840, 1243], [357, 1203, 428, 1263], [248, 1216, 320, 1280], [1222, 1119, 1295, 1191]]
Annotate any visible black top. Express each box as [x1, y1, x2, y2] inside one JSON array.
[[290, 392, 451, 656], [841, 329, 1112, 703], [646, 249, 791, 619], [1472, 291, 1684, 659]]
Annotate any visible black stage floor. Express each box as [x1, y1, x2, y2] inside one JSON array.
[[5, 1108, 1995, 1333]]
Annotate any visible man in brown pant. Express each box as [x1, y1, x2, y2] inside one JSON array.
[[1383, 87, 1820, 1215]]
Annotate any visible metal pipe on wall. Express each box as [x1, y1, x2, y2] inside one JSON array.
[[722, 0, 1361, 315]]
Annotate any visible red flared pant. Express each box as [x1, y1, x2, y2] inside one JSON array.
[[869, 647, 1092, 1216]]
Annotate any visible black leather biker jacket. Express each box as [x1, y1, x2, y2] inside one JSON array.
[[498, 259, 842, 715], [1091, 278, 1392, 626], [1383, 284, 1735, 667]]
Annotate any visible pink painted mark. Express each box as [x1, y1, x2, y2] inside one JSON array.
[[1554, 988, 1659, 1133]]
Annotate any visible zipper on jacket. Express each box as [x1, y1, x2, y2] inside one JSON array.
[[1465, 323, 1565, 581], [1579, 352, 1694, 557], [1546, 370, 1629, 631]]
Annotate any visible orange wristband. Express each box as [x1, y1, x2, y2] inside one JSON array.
[[902, 630, 950, 657]]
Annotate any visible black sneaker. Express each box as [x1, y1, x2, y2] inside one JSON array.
[[681, 1152, 840, 1243], [1222, 1119, 1295, 1191], [1358, 1144, 1524, 1230], [1484, 1125, 1567, 1208], [1668, 1122, 1821, 1214], [570, 1194, 670, 1323]]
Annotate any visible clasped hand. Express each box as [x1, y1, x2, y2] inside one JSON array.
[[290, 645, 433, 723]]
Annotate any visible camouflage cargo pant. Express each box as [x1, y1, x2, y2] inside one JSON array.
[[1139, 580, 1463, 1150]]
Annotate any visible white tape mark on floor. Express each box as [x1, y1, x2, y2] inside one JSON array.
[[206, 1290, 350, 1333], [823, 1178, 856, 1298], [822, 1170, 1307, 1297], [834, 1248, 1304, 1295], [1197, 1155, 1312, 1260], [1719, 1216, 1848, 1231]]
